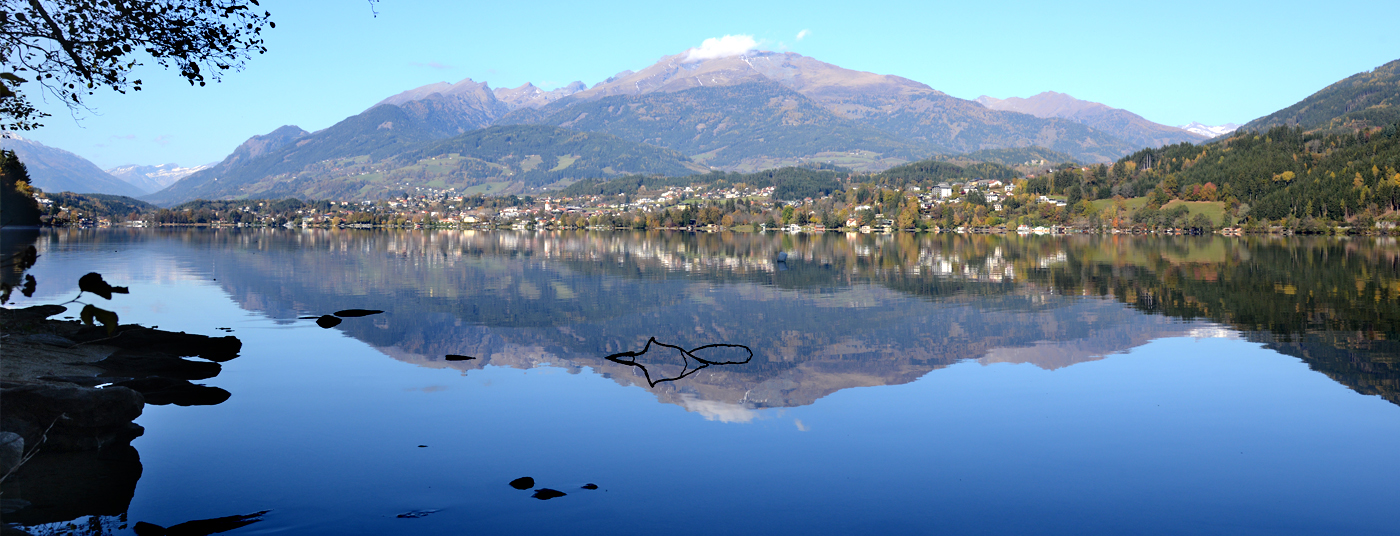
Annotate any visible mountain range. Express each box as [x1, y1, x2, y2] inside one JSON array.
[[28, 50, 1397, 206], [150, 49, 1208, 204], [0, 135, 146, 197]]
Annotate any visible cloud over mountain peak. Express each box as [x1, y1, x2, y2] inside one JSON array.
[[684, 35, 758, 62]]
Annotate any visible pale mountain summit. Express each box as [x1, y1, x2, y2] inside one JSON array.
[[493, 81, 586, 110], [376, 78, 496, 108], [107, 162, 213, 193], [977, 92, 1107, 119], [976, 91, 1206, 148], [1177, 122, 1240, 138], [573, 50, 944, 112]]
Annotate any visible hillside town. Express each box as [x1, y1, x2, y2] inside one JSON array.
[[36, 166, 1388, 235]]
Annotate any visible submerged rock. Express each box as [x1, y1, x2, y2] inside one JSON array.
[[113, 377, 231, 407], [509, 477, 535, 490], [531, 488, 566, 500], [93, 350, 221, 381], [131, 510, 267, 536]]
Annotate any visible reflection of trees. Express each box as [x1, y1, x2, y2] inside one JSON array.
[[32, 229, 1400, 406]]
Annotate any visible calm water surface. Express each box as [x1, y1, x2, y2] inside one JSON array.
[[3, 229, 1399, 535]]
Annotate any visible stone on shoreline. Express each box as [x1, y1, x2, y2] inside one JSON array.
[[0, 383, 145, 453], [70, 325, 242, 362]]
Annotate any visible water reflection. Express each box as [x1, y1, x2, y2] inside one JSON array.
[[604, 337, 753, 387], [25, 229, 1400, 411]]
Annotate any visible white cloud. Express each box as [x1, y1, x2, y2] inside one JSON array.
[[796, 29, 810, 41], [683, 35, 758, 62], [679, 394, 757, 423]]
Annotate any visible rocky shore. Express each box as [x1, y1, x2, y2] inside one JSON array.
[[0, 304, 241, 527]]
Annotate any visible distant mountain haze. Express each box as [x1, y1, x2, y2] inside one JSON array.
[[0, 135, 146, 197], [975, 91, 1208, 148], [493, 81, 587, 110], [143, 107, 707, 205]]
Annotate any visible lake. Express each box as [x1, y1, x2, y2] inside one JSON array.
[[4, 229, 1399, 535]]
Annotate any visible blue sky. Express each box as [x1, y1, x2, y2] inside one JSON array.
[[18, 0, 1400, 169]]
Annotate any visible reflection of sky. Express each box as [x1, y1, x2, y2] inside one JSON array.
[[12, 230, 1400, 535]]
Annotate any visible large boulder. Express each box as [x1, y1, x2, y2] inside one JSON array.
[[0, 383, 144, 452], [0, 445, 142, 525]]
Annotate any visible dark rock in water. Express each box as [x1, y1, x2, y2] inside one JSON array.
[[4, 304, 67, 323], [509, 477, 535, 490], [93, 350, 221, 381], [581, 483, 598, 490], [315, 315, 342, 329], [444, 354, 476, 361], [333, 309, 383, 318], [113, 377, 231, 406], [132, 510, 267, 536], [531, 488, 566, 500], [0, 445, 142, 525], [0, 384, 144, 452], [70, 325, 241, 362], [395, 509, 440, 519], [0, 432, 22, 477]]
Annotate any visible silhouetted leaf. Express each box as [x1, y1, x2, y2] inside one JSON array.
[[80, 304, 119, 335], [532, 488, 566, 500], [333, 309, 383, 318], [509, 477, 534, 490], [20, 274, 34, 297], [445, 354, 476, 361], [78, 272, 116, 299], [315, 315, 341, 328]]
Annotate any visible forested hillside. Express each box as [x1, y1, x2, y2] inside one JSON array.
[[1239, 59, 1400, 134], [1111, 122, 1400, 223]]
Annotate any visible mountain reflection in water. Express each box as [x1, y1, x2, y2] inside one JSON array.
[[31, 229, 1400, 412]]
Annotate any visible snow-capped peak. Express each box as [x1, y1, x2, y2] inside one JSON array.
[[1179, 122, 1240, 138]]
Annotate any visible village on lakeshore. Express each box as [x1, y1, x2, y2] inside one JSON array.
[[31, 157, 1400, 236]]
